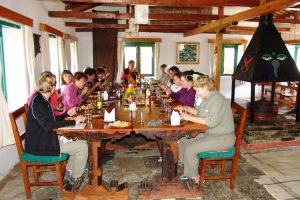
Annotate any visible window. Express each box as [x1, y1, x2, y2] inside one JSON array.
[[287, 44, 300, 70], [70, 41, 77, 73], [221, 44, 240, 76], [0, 20, 28, 110], [49, 35, 60, 85], [123, 42, 155, 77]]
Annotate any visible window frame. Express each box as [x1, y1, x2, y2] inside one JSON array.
[[123, 41, 155, 77], [294, 44, 300, 65], [0, 20, 21, 100], [221, 43, 240, 76]]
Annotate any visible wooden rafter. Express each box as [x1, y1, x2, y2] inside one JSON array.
[[184, 0, 299, 36], [60, 0, 260, 7], [65, 21, 198, 30], [66, 21, 291, 33], [228, 25, 291, 32], [66, 3, 101, 12], [49, 10, 300, 24], [49, 11, 221, 21]]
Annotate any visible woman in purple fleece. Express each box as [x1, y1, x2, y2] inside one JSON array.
[[165, 71, 196, 107]]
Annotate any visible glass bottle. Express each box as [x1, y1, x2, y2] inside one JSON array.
[[97, 93, 102, 110]]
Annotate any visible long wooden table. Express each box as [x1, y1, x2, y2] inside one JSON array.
[[55, 98, 208, 190]]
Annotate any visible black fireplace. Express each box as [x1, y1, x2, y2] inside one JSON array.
[[231, 14, 300, 123]]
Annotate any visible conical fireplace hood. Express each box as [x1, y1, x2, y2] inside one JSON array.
[[233, 14, 300, 82]]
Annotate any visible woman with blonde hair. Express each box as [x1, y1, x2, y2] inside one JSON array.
[[26, 73, 88, 191], [177, 75, 235, 185]]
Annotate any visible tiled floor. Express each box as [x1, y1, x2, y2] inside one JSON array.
[[243, 147, 300, 200]]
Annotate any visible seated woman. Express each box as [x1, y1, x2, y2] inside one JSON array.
[[162, 72, 182, 98], [158, 64, 170, 86], [61, 70, 73, 93], [178, 76, 235, 184], [83, 67, 102, 96], [96, 67, 110, 84], [25, 73, 88, 191], [121, 60, 140, 85], [166, 66, 180, 88], [61, 72, 88, 112], [177, 71, 196, 107]]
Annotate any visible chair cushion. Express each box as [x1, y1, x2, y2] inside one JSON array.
[[21, 152, 68, 163], [197, 146, 235, 159]]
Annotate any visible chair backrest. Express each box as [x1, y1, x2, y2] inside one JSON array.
[[231, 102, 247, 157], [24, 103, 29, 114], [9, 106, 27, 160]]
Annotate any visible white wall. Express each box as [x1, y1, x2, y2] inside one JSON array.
[[0, 0, 75, 181], [77, 31, 254, 98]]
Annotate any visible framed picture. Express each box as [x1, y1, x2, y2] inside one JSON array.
[[176, 42, 200, 64]]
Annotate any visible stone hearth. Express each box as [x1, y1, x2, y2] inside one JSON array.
[[242, 114, 300, 152]]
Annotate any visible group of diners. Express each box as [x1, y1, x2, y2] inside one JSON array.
[[24, 62, 236, 192], [156, 64, 235, 186], [25, 65, 110, 192]]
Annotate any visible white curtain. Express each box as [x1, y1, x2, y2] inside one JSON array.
[[64, 39, 71, 70], [41, 31, 51, 72], [74, 40, 79, 72], [155, 42, 160, 79], [208, 43, 216, 77], [57, 36, 65, 82], [0, 55, 15, 147], [23, 25, 36, 93], [116, 41, 124, 83]]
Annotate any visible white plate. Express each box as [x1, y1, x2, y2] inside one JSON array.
[[128, 107, 138, 111]]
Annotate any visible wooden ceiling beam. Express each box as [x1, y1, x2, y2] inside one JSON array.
[[49, 11, 220, 21], [66, 21, 198, 29], [49, 10, 300, 24], [50, 11, 133, 19], [228, 25, 291, 31], [61, 0, 260, 7], [184, 0, 299, 37], [67, 3, 101, 11], [66, 22, 128, 28], [66, 22, 292, 33]]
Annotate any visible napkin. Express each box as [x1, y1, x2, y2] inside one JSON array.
[[170, 110, 180, 126], [104, 108, 115, 122], [102, 91, 109, 101]]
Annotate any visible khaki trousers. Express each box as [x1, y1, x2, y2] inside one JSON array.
[[59, 139, 88, 178], [179, 133, 235, 177]]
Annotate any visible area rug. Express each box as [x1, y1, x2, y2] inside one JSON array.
[[0, 149, 276, 200], [255, 176, 300, 200]]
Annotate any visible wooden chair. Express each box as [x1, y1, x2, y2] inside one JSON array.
[[197, 102, 247, 189], [9, 106, 68, 198]]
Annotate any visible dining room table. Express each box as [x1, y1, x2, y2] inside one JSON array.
[[55, 89, 208, 192]]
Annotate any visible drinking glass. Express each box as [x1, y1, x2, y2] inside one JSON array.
[[85, 110, 92, 123]]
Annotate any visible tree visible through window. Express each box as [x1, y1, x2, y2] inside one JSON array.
[[123, 42, 155, 77]]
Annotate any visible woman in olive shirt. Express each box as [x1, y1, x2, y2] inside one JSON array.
[[178, 76, 235, 184]]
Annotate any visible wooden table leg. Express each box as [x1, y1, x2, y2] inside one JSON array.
[[91, 141, 101, 188], [162, 139, 178, 181]]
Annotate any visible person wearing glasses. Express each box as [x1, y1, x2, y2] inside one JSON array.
[[177, 76, 235, 185]]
